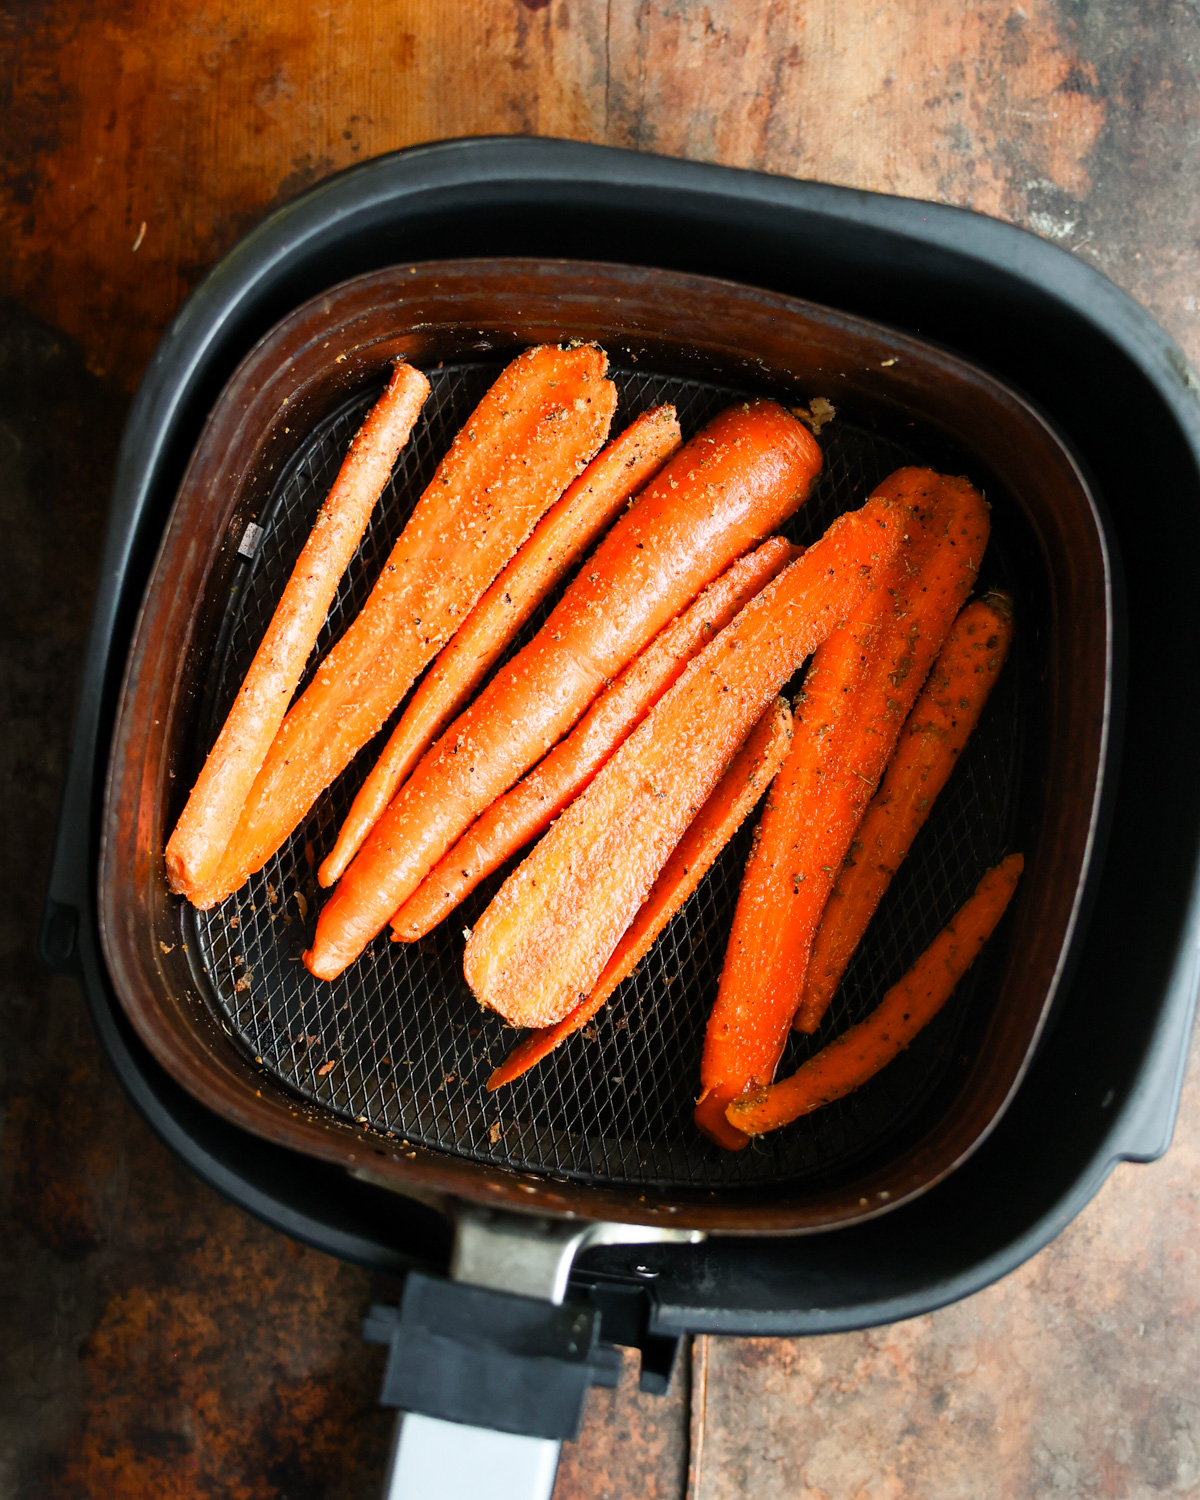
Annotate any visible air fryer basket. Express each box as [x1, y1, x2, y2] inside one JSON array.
[[99, 259, 1112, 1233]]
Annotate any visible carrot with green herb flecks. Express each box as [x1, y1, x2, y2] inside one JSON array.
[[460, 491, 908, 1030], [726, 853, 1024, 1136], [166, 361, 431, 900], [305, 400, 823, 980], [487, 696, 793, 1090], [797, 591, 1014, 1032], [192, 343, 616, 908], [695, 469, 990, 1150], [320, 405, 683, 888], [392, 536, 797, 941]]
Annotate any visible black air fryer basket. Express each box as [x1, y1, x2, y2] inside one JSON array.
[[42, 138, 1200, 1475]]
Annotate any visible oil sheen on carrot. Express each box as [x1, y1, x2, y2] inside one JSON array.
[[726, 853, 1024, 1136], [166, 361, 431, 898], [487, 696, 793, 1089], [192, 343, 616, 908], [391, 536, 797, 941], [318, 405, 683, 888], [460, 492, 908, 1030], [798, 591, 1014, 1030], [305, 400, 823, 980], [694, 468, 990, 1150]]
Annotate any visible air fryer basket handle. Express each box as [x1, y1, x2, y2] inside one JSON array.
[[370, 1207, 703, 1500], [383, 1413, 562, 1500]]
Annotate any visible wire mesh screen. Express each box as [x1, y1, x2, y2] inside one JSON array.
[[186, 362, 1022, 1191]]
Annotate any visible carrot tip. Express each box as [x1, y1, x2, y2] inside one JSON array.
[[723, 1086, 771, 1136], [694, 1089, 751, 1151], [302, 947, 338, 982]]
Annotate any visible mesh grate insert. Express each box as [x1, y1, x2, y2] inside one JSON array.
[[186, 363, 1022, 1191]]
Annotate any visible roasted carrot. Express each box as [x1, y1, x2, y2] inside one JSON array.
[[305, 400, 823, 979], [726, 853, 1024, 1135], [391, 536, 797, 941], [320, 405, 683, 888], [797, 591, 1014, 1032], [460, 490, 908, 1029], [692, 558, 913, 1149], [191, 344, 616, 908], [165, 362, 430, 899], [487, 697, 793, 1090], [695, 468, 989, 1150]]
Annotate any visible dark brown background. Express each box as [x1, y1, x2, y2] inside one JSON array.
[[2, 3, 1199, 1496]]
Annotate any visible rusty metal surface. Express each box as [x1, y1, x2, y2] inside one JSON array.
[[2, 3, 1199, 1496]]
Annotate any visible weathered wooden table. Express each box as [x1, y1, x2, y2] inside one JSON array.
[[3, 4, 1198, 1496]]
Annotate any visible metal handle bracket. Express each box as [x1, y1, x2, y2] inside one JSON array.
[[369, 1206, 703, 1499]]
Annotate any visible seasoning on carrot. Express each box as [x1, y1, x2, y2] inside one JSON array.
[[797, 591, 1014, 1032], [695, 468, 990, 1150], [318, 405, 683, 889], [190, 343, 617, 909], [487, 696, 793, 1090], [305, 400, 824, 980], [165, 361, 431, 900], [392, 536, 798, 941], [725, 853, 1024, 1136], [460, 490, 909, 1029]]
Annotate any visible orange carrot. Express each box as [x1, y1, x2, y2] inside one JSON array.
[[191, 344, 616, 908], [798, 592, 1014, 1032], [318, 405, 682, 888], [460, 491, 909, 1029], [695, 469, 989, 1150], [487, 697, 793, 1090], [726, 853, 1024, 1136], [305, 400, 823, 979], [165, 362, 430, 899], [391, 536, 797, 941]]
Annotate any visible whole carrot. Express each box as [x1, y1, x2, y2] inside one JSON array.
[[461, 491, 909, 1030], [798, 592, 1014, 1032], [696, 469, 989, 1149], [191, 344, 616, 908], [305, 400, 823, 980], [487, 697, 793, 1090], [165, 361, 430, 899], [392, 536, 797, 941], [726, 853, 1024, 1136], [320, 405, 683, 888]]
